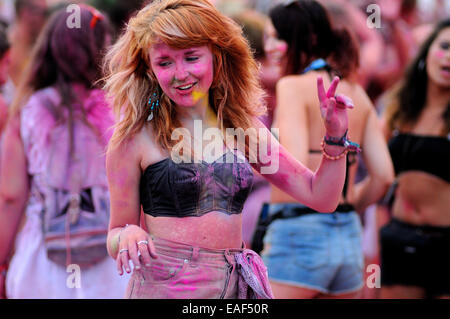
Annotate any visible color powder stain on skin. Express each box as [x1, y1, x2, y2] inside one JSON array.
[[435, 50, 445, 58], [402, 199, 416, 213], [274, 172, 291, 185], [192, 90, 206, 103], [173, 286, 197, 292]]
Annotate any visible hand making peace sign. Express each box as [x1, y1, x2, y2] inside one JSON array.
[[317, 76, 354, 138]]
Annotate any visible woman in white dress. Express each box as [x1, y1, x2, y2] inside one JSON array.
[[0, 5, 129, 299]]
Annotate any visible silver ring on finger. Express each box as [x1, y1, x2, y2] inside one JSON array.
[[119, 248, 129, 254], [137, 240, 149, 246]]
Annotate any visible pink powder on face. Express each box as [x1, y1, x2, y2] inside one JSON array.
[[149, 43, 214, 108], [435, 50, 445, 59], [277, 42, 288, 55]]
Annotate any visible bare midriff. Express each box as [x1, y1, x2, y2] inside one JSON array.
[[391, 172, 450, 226], [144, 212, 243, 249]]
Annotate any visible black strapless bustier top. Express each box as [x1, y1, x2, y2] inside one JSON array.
[[388, 132, 450, 183], [140, 151, 254, 217]]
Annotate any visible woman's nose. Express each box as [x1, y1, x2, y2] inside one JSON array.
[[174, 63, 189, 82], [264, 37, 275, 54]]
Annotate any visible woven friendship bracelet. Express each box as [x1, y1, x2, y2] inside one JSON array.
[[324, 130, 361, 153]]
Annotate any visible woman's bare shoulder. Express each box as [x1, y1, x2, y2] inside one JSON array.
[[277, 73, 312, 90], [134, 124, 168, 170], [276, 74, 313, 111]]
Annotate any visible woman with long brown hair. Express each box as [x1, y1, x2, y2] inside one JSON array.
[[0, 5, 128, 298], [103, 0, 358, 299], [380, 19, 450, 299]]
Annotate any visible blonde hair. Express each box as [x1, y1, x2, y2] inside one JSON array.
[[103, 0, 266, 153]]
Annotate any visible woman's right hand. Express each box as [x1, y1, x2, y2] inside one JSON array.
[[116, 224, 158, 275], [317, 76, 354, 139]]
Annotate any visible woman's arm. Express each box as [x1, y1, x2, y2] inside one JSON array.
[[352, 108, 395, 212], [0, 115, 29, 265], [106, 135, 156, 274], [251, 76, 352, 213]]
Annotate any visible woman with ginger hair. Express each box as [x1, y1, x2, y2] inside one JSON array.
[[103, 0, 358, 299]]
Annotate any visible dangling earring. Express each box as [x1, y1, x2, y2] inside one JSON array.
[[147, 92, 160, 121]]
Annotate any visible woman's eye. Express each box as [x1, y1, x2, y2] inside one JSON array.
[[439, 42, 450, 50], [158, 61, 171, 67], [186, 56, 199, 62]]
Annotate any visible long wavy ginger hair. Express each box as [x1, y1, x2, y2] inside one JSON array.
[[103, 0, 266, 152]]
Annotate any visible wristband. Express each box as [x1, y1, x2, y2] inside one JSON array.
[[324, 130, 361, 153]]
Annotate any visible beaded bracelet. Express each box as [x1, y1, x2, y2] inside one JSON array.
[[321, 139, 348, 160]]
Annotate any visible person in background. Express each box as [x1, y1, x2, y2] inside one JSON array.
[[88, 0, 145, 38], [0, 20, 10, 135], [318, 0, 384, 90], [0, 0, 14, 24], [261, 0, 394, 298], [232, 9, 282, 248], [0, 6, 128, 299], [380, 18, 450, 299], [363, 0, 420, 103], [8, 0, 48, 86], [0, 19, 10, 299]]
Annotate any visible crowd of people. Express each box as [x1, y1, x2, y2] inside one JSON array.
[[0, 0, 448, 300]]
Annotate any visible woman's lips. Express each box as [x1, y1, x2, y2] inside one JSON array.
[[175, 82, 197, 95], [441, 66, 450, 78]]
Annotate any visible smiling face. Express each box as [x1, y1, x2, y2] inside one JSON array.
[[426, 27, 450, 88], [263, 20, 288, 66], [149, 42, 214, 109]]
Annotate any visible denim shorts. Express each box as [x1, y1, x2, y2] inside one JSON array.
[[126, 236, 244, 299], [261, 204, 364, 295]]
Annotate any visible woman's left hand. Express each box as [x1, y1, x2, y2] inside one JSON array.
[[317, 76, 354, 138]]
